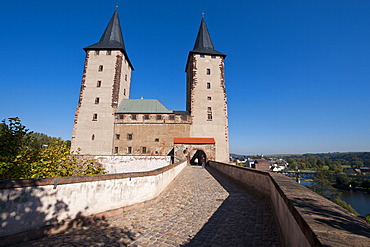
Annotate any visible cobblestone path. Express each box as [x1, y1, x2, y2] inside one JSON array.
[[14, 166, 281, 247]]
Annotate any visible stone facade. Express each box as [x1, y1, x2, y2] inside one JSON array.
[[71, 50, 132, 155], [71, 11, 230, 163]]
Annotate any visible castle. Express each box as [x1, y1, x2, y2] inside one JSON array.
[[71, 10, 229, 163]]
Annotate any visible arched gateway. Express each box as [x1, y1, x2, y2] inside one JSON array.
[[173, 137, 215, 165]]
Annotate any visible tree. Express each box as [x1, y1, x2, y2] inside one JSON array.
[[308, 170, 341, 201], [0, 117, 105, 180]]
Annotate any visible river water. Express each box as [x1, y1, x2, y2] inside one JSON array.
[[300, 179, 370, 216]]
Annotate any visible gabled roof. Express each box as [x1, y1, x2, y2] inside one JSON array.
[[116, 99, 173, 114], [174, 138, 216, 144], [84, 10, 133, 70], [190, 17, 226, 57]]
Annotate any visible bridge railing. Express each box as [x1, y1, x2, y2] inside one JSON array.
[[209, 161, 370, 247], [0, 160, 187, 245]]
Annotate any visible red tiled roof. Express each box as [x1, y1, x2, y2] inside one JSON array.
[[174, 137, 215, 144]]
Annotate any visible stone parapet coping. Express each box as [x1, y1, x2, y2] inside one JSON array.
[[0, 162, 180, 189], [209, 161, 370, 247]]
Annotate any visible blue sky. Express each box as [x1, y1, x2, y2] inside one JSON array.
[[1, 0, 369, 155]]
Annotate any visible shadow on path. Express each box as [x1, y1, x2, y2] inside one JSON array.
[[182, 166, 281, 247]]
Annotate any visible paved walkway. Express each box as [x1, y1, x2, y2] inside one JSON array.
[[14, 166, 281, 247]]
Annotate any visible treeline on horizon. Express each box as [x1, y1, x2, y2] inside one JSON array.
[[278, 152, 370, 170]]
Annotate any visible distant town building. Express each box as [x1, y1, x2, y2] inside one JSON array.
[[71, 10, 229, 163]]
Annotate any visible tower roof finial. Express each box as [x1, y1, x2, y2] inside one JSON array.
[[202, 11, 204, 19]]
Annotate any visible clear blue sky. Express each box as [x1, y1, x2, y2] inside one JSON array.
[[1, 0, 369, 155]]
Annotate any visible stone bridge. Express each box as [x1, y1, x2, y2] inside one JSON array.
[[1, 161, 370, 246]]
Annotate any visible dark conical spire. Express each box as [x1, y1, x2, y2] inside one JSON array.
[[84, 10, 133, 69], [190, 17, 225, 57]]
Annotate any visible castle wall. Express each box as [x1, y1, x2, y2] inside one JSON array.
[[114, 113, 191, 156], [187, 54, 229, 162], [72, 50, 132, 155]]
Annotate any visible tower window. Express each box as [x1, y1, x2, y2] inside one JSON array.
[[91, 134, 95, 141], [142, 147, 147, 154], [207, 82, 211, 89], [106, 50, 111, 55], [127, 147, 132, 154], [155, 138, 159, 142], [207, 113, 213, 120], [97, 80, 101, 87], [169, 115, 175, 120], [156, 115, 162, 120], [98, 65, 103, 71], [144, 115, 150, 120], [206, 69, 211, 75], [124, 88, 126, 96], [208, 107, 212, 111], [181, 115, 187, 121], [114, 147, 118, 153], [131, 114, 137, 120], [127, 134, 133, 140], [95, 97, 100, 104], [200, 54, 205, 58], [211, 55, 216, 59], [119, 114, 124, 119], [125, 74, 127, 81], [207, 96, 211, 100], [92, 114, 98, 121], [116, 134, 120, 140], [95, 50, 99, 55]]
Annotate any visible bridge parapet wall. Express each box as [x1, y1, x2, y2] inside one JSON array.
[[0, 161, 187, 244], [209, 161, 370, 247]]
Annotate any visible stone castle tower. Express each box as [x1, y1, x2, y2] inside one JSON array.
[[71, 10, 229, 163], [71, 10, 133, 154], [186, 17, 229, 162]]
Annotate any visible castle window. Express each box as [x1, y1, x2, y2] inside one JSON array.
[[124, 88, 126, 96], [92, 114, 98, 121], [127, 134, 133, 140], [119, 114, 124, 119], [208, 107, 212, 111], [206, 68, 211, 75], [125, 74, 127, 81], [207, 113, 213, 120], [181, 115, 187, 121], [91, 134, 95, 141], [207, 82, 211, 89], [142, 147, 147, 154], [200, 54, 205, 58], [127, 147, 132, 154], [97, 80, 101, 87], [106, 50, 111, 55], [211, 55, 216, 59], [116, 134, 120, 140], [156, 115, 162, 120], [95, 50, 99, 55], [95, 97, 100, 104], [114, 147, 118, 153], [131, 114, 137, 120], [169, 115, 175, 120], [207, 96, 211, 100], [144, 115, 150, 120], [155, 138, 159, 142], [98, 65, 103, 71]]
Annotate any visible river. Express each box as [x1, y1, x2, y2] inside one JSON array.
[[300, 179, 370, 216]]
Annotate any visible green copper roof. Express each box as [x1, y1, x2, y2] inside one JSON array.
[[116, 99, 173, 114]]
